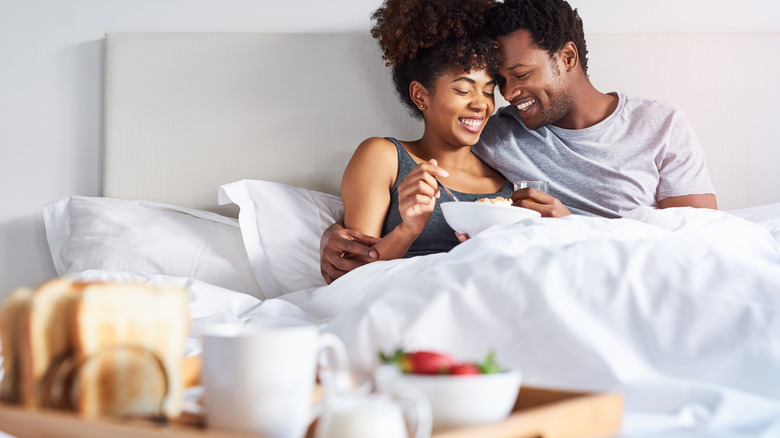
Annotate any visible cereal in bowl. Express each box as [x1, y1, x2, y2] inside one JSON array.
[[474, 196, 512, 206]]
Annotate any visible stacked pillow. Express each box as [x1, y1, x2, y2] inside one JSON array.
[[44, 181, 345, 301], [218, 180, 344, 298], [44, 196, 263, 299]]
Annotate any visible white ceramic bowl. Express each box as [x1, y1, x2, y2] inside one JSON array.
[[396, 370, 522, 431], [441, 201, 541, 236]]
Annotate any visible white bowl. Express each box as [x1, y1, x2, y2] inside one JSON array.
[[396, 370, 522, 431], [441, 201, 541, 236]]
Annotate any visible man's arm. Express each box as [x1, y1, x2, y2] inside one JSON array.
[[657, 194, 718, 210], [654, 104, 718, 212], [320, 221, 380, 284]]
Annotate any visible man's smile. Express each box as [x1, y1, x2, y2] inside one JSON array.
[[515, 98, 536, 112]]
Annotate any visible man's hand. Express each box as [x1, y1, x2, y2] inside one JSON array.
[[511, 188, 572, 218], [320, 222, 380, 284]]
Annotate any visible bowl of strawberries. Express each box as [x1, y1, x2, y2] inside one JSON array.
[[379, 349, 522, 432]]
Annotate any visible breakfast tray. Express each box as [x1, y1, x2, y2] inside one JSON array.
[[430, 386, 622, 438], [0, 386, 622, 438]]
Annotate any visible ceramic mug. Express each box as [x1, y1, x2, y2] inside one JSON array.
[[201, 323, 348, 438]]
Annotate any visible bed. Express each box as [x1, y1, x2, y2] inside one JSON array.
[[28, 32, 780, 437]]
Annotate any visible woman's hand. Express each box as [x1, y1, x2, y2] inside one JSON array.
[[455, 232, 470, 242], [396, 159, 448, 235], [510, 187, 572, 217]]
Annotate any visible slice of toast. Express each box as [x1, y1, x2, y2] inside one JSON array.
[[180, 355, 202, 388], [0, 287, 33, 403], [15, 278, 79, 409], [68, 282, 189, 419], [70, 345, 170, 417]]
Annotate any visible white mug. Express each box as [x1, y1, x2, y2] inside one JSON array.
[[201, 323, 348, 438]]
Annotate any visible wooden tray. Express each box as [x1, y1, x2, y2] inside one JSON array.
[[0, 386, 622, 438], [431, 386, 622, 438]]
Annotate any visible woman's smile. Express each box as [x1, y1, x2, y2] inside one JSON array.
[[459, 116, 484, 133]]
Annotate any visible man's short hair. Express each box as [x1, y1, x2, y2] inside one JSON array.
[[486, 0, 589, 74]]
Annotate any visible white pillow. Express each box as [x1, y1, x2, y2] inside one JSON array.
[[218, 180, 344, 298], [625, 205, 780, 260], [728, 202, 780, 244], [43, 196, 264, 299]]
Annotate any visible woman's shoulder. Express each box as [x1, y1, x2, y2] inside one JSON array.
[[343, 136, 401, 192], [346, 137, 400, 171], [357, 136, 399, 150], [353, 136, 400, 160]]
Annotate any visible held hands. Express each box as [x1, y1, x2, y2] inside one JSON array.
[[396, 159, 448, 236], [510, 187, 572, 218]]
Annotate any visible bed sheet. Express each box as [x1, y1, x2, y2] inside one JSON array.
[[54, 205, 780, 437]]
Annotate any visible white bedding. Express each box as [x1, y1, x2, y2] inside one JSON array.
[[57, 205, 780, 437]]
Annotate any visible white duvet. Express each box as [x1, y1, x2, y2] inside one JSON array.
[[78, 206, 780, 437]]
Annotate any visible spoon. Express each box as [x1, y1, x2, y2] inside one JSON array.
[[434, 176, 460, 202]]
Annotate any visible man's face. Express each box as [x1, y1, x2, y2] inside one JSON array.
[[496, 30, 572, 130]]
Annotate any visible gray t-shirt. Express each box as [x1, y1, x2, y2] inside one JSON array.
[[473, 92, 716, 218]]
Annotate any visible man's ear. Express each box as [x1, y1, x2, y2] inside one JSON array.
[[560, 41, 579, 72], [409, 81, 430, 111]]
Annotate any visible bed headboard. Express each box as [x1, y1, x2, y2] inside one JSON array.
[[103, 33, 423, 217], [104, 32, 780, 215]]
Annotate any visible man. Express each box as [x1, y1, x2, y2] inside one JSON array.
[[319, 0, 717, 283]]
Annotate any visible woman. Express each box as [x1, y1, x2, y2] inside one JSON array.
[[341, 0, 512, 261]]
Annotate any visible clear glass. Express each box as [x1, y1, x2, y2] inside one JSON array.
[[513, 180, 549, 192]]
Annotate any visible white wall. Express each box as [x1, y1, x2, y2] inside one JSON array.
[[1, 0, 779, 297]]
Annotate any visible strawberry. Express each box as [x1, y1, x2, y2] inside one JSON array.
[[401, 351, 456, 374], [379, 349, 504, 375], [449, 363, 481, 375], [379, 348, 455, 375]]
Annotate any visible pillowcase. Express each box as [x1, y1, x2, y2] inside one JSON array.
[[218, 180, 344, 298], [43, 196, 264, 299], [727, 202, 780, 244]]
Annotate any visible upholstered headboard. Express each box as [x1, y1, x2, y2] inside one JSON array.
[[103, 32, 780, 215], [103, 33, 423, 217]]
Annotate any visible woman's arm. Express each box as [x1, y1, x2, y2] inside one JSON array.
[[341, 138, 445, 261], [342, 137, 397, 234]]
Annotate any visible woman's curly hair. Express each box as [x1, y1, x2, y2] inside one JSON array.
[[486, 0, 588, 74], [370, 0, 499, 119]]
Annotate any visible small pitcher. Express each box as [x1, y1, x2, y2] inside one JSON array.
[[316, 366, 431, 438]]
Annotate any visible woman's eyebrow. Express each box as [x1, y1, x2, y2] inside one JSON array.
[[452, 77, 496, 85], [452, 77, 476, 84]]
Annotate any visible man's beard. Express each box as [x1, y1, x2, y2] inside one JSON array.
[[524, 58, 572, 130], [525, 90, 572, 130]]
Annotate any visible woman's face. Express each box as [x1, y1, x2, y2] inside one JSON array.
[[421, 68, 496, 147]]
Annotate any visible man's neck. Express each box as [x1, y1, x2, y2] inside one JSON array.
[[552, 82, 619, 130]]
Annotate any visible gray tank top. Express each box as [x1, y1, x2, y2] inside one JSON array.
[[381, 137, 514, 257]]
